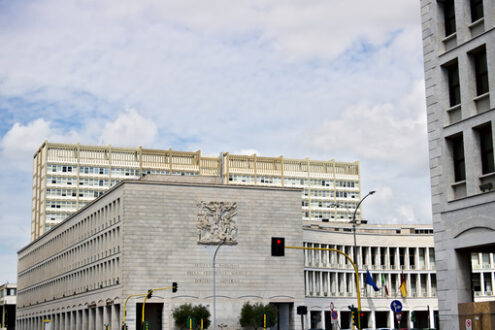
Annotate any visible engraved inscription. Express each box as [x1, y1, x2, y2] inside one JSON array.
[[197, 201, 238, 245]]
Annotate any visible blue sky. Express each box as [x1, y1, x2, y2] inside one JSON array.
[[0, 0, 430, 282]]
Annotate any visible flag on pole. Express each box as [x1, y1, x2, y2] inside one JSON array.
[[400, 271, 408, 297], [381, 273, 389, 296], [366, 269, 380, 291]]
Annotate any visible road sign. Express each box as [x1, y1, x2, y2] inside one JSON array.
[[396, 312, 402, 321], [331, 310, 338, 320], [466, 319, 472, 330], [390, 300, 403, 313], [330, 302, 334, 311]]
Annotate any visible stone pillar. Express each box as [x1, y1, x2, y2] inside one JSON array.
[[370, 310, 376, 329], [82, 309, 88, 330], [429, 308, 435, 329], [426, 247, 431, 269], [405, 248, 410, 269], [65, 311, 70, 330], [481, 272, 485, 295], [305, 271, 309, 296], [103, 305, 111, 329], [71, 310, 77, 330], [96, 306, 103, 330], [111, 304, 120, 330], [321, 310, 326, 329], [89, 308, 95, 330], [388, 311, 395, 329]]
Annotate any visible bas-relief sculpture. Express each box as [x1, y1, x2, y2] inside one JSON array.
[[197, 201, 238, 245]]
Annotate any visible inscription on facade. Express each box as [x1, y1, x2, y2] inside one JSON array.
[[186, 263, 242, 284], [197, 201, 238, 245]]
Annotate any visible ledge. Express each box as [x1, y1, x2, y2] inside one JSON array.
[[473, 92, 490, 102], [468, 17, 484, 29], [442, 32, 457, 43]]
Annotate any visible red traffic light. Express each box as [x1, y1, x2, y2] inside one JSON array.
[[360, 312, 364, 317], [271, 237, 285, 256]]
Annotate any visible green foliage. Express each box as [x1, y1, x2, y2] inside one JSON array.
[[239, 302, 277, 329], [172, 303, 211, 329]]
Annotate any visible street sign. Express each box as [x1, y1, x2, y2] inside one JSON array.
[[390, 300, 403, 313], [330, 302, 334, 311], [396, 312, 402, 321], [331, 310, 338, 320], [466, 319, 472, 330]]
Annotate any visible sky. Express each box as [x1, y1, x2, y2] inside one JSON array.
[[0, 0, 430, 282]]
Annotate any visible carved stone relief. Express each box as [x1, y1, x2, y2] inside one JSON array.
[[197, 201, 238, 245]]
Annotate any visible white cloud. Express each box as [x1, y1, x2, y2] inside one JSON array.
[[311, 80, 428, 170], [99, 109, 157, 147]]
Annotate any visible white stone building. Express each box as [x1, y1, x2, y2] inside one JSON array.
[[17, 175, 305, 330], [31, 142, 361, 241], [420, 0, 495, 328], [302, 222, 439, 329]]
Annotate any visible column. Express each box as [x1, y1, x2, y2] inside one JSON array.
[[426, 247, 431, 269], [343, 273, 347, 295], [321, 310, 326, 329], [405, 248, 410, 269], [407, 273, 412, 297], [89, 308, 95, 330], [103, 305, 110, 329], [370, 310, 376, 329], [415, 247, 420, 270], [385, 247, 390, 269], [65, 311, 70, 330], [481, 272, 486, 295], [83, 309, 88, 330], [76, 310, 81, 330], [71, 311, 76, 330], [395, 247, 400, 270], [111, 304, 120, 330], [319, 272, 323, 296], [305, 271, 310, 296], [427, 273, 432, 296], [96, 306, 103, 330], [429, 308, 435, 329], [388, 311, 394, 328]]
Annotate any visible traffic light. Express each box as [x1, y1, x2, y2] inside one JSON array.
[[271, 237, 285, 256], [122, 325, 128, 330], [172, 282, 178, 293], [411, 311, 416, 322], [146, 289, 152, 299], [348, 305, 358, 326]]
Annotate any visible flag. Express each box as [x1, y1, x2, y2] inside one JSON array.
[[400, 272, 408, 297], [381, 273, 389, 296], [366, 269, 380, 291]]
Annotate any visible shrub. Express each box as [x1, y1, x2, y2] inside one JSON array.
[[239, 302, 277, 329], [172, 303, 211, 329]]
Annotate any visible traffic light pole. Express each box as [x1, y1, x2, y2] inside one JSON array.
[[141, 285, 178, 326], [286, 245, 362, 330], [123, 292, 147, 327]]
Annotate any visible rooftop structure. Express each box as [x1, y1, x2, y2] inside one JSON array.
[[31, 142, 360, 240]]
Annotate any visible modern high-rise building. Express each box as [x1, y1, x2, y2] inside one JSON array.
[[31, 142, 361, 241], [420, 0, 495, 328]]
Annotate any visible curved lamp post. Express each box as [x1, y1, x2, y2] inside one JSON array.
[[351, 191, 376, 279]]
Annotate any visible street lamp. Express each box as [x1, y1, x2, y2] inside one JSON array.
[[351, 191, 376, 281], [213, 239, 226, 330]]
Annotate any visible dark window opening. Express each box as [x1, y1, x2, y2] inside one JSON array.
[[446, 61, 461, 106], [450, 134, 466, 182], [443, 0, 456, 36], [476, 124, 494, 174], [470, 0, 484, 22], [473, 49, 489, 96]]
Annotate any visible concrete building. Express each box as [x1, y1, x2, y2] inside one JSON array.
[[17, 175, 305, 330], [0, 283, 16, 330], [31, 142, 360, 241], [303, 222, 439, 329], [420, 0, 495, 328]]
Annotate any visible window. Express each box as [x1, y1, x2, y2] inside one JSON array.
[[450, 134, 466, 182], [473, 48, 489, 96], [446, 61, 461, 106], [476, 124, 494, 174], [443, 0, 456, 36], [470, 0, 483, 22]]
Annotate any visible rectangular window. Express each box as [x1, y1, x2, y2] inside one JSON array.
[[443, 0, 456, 36], [477, 124, 494, 174], [470, 0, 484, 22], [474, 49, 489, 96], [450, 134, 466, 182], [446, 61, 461, 106]]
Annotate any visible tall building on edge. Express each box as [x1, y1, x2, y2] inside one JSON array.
[[420, 0, 495, 328]]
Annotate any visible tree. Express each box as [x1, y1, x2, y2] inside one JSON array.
[[239, 302, 277, 329], [172, 303, 211, 329]]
